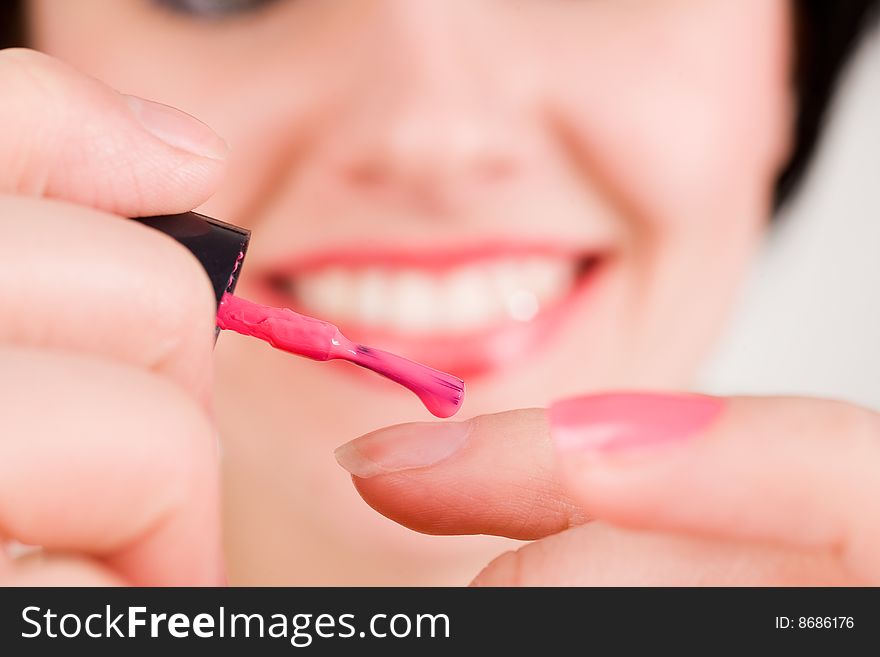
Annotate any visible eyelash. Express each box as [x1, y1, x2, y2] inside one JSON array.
[[151, 0, 284, 19]]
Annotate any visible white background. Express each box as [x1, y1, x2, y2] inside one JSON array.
[[704, 29, 880, 410]]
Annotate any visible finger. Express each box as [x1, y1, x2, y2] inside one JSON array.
[[549, 393, 880, 582], [335, 409, 586, 539], [0, 48, 226, 215], [0, 347, 222, 586], [2, 554, 125, 587], [0, 542, 10, 576], [471, 523, 856, 586], [0, 195, 217, 404], [337, 392, 880, 584]]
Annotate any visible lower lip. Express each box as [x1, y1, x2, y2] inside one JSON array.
[[256, 258, 606, 379]]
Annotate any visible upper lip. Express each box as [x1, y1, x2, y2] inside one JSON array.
[[245, 238, 611, 378], [255, 239, 609, 279]]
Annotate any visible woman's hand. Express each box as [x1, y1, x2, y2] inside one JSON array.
[[0, 48, 228, 586], [335, 392, 880, 585]]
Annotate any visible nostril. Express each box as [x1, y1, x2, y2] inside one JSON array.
[[346, 162, 387, 188], [332, 115, 521, 194], [478, 158, 516, 183], [342, 151, 516, 191]]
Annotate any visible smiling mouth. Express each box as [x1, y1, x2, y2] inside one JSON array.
[[258, 244, 605, 377]]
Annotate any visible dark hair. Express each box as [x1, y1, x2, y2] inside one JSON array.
[[779, 1, 879, 208], [1, 1, 877, 210]]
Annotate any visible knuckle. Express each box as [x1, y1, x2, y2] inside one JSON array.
[[0, 48, 68, 105], [133, 373, 216, 500], [0, 49, 83, 187], [811, 400, 880, 581], [133, 228, 217, 358], [0, 353, 215, 548]]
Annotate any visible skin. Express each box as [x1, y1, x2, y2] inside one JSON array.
[[1, 0, 876, 585]]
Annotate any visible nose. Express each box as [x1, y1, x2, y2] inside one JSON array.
[[319, 0, 526, 204]]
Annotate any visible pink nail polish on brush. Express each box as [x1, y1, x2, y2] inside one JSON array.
[[215, 294, 464, 418], [133, 212, 465, 418]]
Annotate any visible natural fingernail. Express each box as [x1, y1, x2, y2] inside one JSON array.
[[123, 94, 229, 160], [549, 392, 724, 454], [334, 421, 471, 478]]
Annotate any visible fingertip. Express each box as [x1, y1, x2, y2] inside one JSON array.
[[127, 219, 219, 403], [0, 48, 228, 215], [338, 408, 585, 540], [123, 94, 229, 162], [334, 421, 472, 479]]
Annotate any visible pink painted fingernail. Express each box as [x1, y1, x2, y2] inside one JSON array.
[[549, 392, 724, 453], [334, 421, 471, 478]]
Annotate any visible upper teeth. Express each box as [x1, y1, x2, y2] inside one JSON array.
[[290, 256, 578, 334]]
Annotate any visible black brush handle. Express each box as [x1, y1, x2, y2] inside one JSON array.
[[133, 212, 250, 305]]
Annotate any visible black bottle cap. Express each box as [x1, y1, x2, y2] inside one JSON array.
[[133, 212, 251, 304]]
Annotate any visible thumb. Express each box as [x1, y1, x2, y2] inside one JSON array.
[[0, 48, 227, 215], [550, 392, 880, 582]]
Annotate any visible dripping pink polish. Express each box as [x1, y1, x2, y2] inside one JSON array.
[[133, 211, 465, 418], [216, 294, 464, 418]]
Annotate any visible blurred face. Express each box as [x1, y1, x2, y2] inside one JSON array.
[[28, 0, 794, 583]]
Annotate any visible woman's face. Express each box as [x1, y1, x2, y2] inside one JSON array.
[[28, 0, 794, 583]]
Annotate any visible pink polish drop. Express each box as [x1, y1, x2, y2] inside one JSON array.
[[215, 293, 464, 418]]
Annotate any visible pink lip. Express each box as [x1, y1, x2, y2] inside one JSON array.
[[259, 241, 594, 276], [253, 243, 609, 379]]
